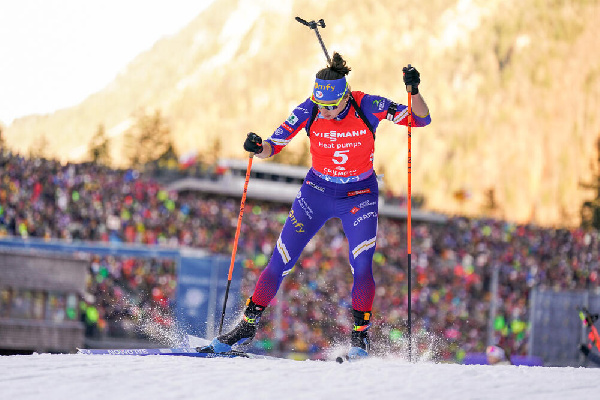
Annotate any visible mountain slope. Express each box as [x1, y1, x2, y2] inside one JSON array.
[[4, 0, 600, 226]]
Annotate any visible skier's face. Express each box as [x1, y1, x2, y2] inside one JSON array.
[[318, 95, 348, 119]]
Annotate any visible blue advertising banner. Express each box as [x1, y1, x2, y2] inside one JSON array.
[[0, 237, 180, 259], [175, 254, 243, 338]]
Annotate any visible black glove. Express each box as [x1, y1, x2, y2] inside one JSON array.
[[243, 132, 263, 154], [402, 65, 420, 95]]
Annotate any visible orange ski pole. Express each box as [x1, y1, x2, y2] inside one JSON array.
[[218, 153, 254, 334], [406, 65, 413, 362]]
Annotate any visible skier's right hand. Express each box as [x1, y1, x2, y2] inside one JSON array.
[[243, 132, 263, 154]]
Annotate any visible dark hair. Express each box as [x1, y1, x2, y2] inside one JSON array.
[[315, 52, 351, 80]]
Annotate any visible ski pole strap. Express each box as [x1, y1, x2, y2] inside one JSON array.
[[385, 102, 398, 121]]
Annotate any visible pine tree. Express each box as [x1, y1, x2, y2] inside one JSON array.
[[88, 124, 111, 165], [29, 133, 49, 159], [580, 136, 600, 229], [124, 110, 172, 168]]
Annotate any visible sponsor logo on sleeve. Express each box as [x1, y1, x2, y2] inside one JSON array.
[[372, 99, 385, 111], [286, 113, 299, 126]]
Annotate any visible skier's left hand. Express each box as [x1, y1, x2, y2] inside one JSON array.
[[402, 65, 420, 95]]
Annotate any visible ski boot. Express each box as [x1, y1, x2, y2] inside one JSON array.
[[200, 297, 265, 354], [348, 309, 371, 360]]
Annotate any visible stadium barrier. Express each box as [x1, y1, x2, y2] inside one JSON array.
[[0, 238, 243, 351], [0, 248, 86, 352]]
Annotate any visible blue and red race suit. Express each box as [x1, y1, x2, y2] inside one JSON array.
[[251, 91, 431, 312]]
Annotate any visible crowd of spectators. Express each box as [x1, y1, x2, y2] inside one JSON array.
[[1, 149, 599, 361], [81, 255, 177, 340]]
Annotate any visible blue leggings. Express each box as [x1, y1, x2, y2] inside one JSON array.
[[252, 170, 379, 312]]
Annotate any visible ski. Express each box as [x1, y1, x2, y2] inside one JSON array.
[[78, 347, 359, 362], [77, 347, 264, 359]]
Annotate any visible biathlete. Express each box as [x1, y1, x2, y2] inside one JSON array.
[[205, 52, 431, 359], [579, 308, 600, 366]]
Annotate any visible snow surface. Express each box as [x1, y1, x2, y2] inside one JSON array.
[[2, 337, 600, 400]]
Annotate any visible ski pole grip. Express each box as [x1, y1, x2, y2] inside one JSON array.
[[406, 63, 412, 93], [295, 16, 310, 26]]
